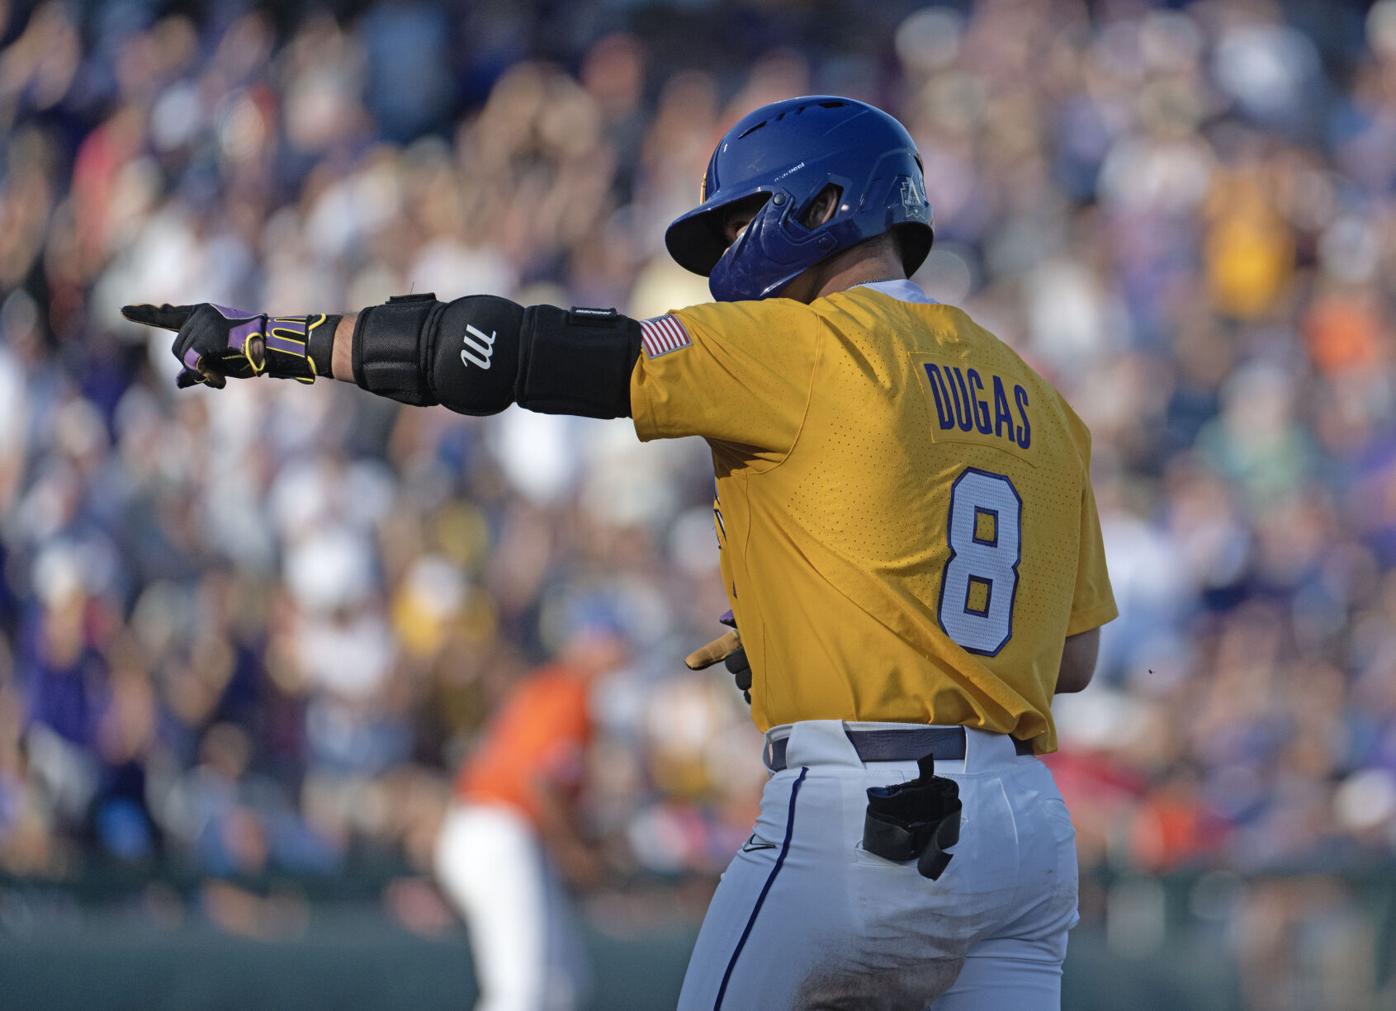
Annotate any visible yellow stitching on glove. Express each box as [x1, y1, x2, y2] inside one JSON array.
[[269, 325, 306, 348], [242, 331, 267, 374]]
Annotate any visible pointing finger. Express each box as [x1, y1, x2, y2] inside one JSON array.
[[685, 629, 742, 670], [122, 304, 196, 332]]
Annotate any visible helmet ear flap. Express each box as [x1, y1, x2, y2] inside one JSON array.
[[719, 192, 776, 245], [666, 191, 772, 276], [708, 190, 800, 302]]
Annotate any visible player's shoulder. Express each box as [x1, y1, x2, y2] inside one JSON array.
[[670, 295, 823, 338], [667, 282, 949, 339], [816, 282, 998, 345]]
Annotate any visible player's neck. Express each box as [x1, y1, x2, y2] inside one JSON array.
[[792, 244, 908, 303]]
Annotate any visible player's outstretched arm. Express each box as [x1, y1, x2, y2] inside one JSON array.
[[122, 292, 642, 420]]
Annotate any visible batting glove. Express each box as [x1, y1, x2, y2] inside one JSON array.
[[121, 303, 337, 389], [685, 612, 752, 704]]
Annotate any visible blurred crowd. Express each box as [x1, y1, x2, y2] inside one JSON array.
[[2, 0, 1396, 962]]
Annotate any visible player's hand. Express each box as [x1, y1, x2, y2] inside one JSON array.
[[122, 302, 326, 388], [122, 303, 270, 389], [685, 613, 752, 704]]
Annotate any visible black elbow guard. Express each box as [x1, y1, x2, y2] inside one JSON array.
[[354, 293, 640, 419], [516, 305, 641, 418], [353, 293, 522, 414]]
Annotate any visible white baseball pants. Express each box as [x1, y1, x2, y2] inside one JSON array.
[[677, 721, 1080, 1010], [434, 803, 589, 1011]]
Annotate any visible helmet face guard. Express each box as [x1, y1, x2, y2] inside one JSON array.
[[665, 96, 934, 303]]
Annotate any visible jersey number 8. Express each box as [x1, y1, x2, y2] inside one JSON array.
[[937, 468, 1021, 656]]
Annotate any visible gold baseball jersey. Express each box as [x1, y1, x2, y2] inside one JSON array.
[[629, 280, 1116, 752]]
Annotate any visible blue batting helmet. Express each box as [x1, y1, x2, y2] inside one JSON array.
[[665, 96, 933, 303]]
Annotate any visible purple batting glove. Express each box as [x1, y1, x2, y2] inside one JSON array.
[[122, 303, 332, 388]]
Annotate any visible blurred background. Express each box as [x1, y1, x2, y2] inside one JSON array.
[[1, 0, 1395, 1008]]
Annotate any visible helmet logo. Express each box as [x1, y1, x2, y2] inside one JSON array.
[[900, 176, 927, 219]]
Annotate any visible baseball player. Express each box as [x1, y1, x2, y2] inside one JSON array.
[[436, 612, 624, 1011], [124, 96, 1115, 1010]]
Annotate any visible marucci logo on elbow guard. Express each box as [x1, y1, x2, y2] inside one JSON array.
[[460, 324, 497, 369]]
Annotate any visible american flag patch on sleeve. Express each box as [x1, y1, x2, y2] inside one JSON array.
[[639, 314, 692, 359]]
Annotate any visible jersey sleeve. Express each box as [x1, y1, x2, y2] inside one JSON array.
[[1067, 431, 1118, 636], [628, 299, 822, 462]]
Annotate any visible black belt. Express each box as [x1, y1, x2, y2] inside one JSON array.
[[764, 726, 1034, 772]]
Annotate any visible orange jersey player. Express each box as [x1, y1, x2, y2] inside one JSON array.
[[435, 615, 624, 1011]]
